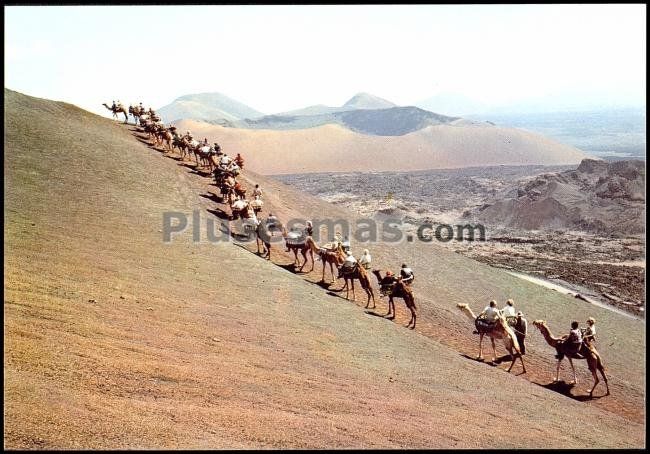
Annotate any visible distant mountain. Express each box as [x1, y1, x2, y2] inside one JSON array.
[[278, 92, 397, 117], [341, 92, 396, 110], [233, 106, 459, 136], [157, 92, 264, 123]]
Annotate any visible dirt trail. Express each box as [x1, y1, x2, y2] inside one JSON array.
[[4, 89, 645, 448]]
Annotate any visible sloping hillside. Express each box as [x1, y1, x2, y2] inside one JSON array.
[[4, 89, 644, 448], [175, 120, 588, 174], [467, 158, 646, 234], [157, 92, 265, 123]]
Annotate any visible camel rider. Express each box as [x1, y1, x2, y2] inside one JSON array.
[[564, 321, 584, 357], [358, 249, 372, 270], [342, 251, 357, 271], [214, 143, 222, 156], [400, 263, 414, 285], [185, 131, 193, 141], [342, 236, 351, 253], [475, 300, 500, 334], [252, 184, 262, 200], [235, 153, 244, 169], [203, 138, 209, 146], [304, 220, 313, 237], [220, 153, 232, 167], [266, 213, 280, 236], [111, 100, 117, 110], [234, 181, 246, 199], [502, 299, 516, 317], [582, 317, 596, 345], [480, 300, 501, 323]]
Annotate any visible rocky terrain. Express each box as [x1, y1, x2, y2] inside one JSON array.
[[4, 89, 645, 449], [467, 158, 645, 234]]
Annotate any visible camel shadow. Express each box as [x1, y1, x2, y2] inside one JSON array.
[[277, 263, 301, 274], [364, 310, 389, 318], [206, 208, 230, 221], [135, 137, 153, 146], [533, 380, 605, 401], [199, 193, 222, 204], [492, 354, 514, 364], [460, 353, 498, 367]]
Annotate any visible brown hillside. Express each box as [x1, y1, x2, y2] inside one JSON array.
[[174, 119, 588, 174], [4, 89, 644, 448]]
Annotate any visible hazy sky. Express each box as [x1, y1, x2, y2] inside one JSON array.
[[5, 4, 646, 117]]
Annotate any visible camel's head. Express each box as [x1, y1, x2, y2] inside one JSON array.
[[456, 303, 468, 309], [532, 320, 547, 329]]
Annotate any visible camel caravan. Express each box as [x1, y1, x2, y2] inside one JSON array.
[[105, 100, 610, 397]]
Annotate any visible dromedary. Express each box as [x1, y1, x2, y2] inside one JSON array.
[[372, 270, 417, 329], [282, 228, 316, 272], [102, 103, 128, 123], [338, 265, 376, 309], [309, 242, 346, 284], [456, 303, 526, 373], [532, 320, 609, 396]]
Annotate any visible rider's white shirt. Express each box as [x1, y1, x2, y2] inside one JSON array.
[[502, 306, 516, 317], [483, 306, 500, 321]]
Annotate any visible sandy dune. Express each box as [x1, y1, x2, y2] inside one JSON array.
[[175, 120, 588, 174]]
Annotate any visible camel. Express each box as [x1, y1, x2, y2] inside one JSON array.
[[128, 105, 144, 124], [282, 228, 317, 272], [532, 320, 609, 396], [372, 270, 417, 329], [456, 303, 526, 373], [230, 199, 253, 221], [306, 241, 346, 284], [255, 222, 272, 260], [103, 103, 128, 123], [338, 265, 376, 309]]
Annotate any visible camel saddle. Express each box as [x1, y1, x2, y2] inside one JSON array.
[[286, 230, 306, 246], [340, 262, 359, 276], [250, 199, 263, 210], [231, 200, 248, 211]]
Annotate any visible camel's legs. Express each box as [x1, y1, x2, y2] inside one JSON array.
[[568, 358, 578, 384], [555, 359, 563, 382], [490, 337, 497, 362], [408, 309, 416, 329], [599, 364, 610, 396], [478, 333, 484, 360], [588, 366, 599, 396], [350, 278, 356, 301], [298, 249, 307, 271], [365, 287, 375, 309], [386, 297, 395, 319]]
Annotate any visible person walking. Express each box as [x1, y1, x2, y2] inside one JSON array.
[[513, 311, 528, 354]]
